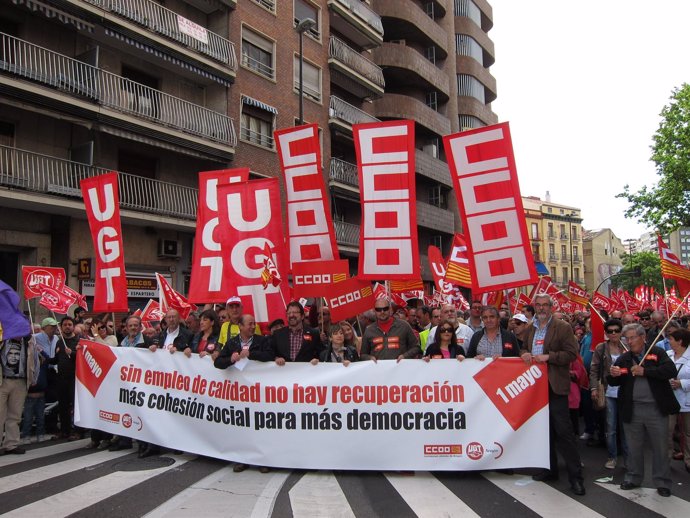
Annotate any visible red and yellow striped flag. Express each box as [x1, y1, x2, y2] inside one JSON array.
[[444, 233, 472, 288]]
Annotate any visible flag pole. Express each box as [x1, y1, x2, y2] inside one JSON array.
[[26, 300, 35, 333], [52, 310, 71, 357], [587, 302, 606, 324], [640, 289, 690, 364]]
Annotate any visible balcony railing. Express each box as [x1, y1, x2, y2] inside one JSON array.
[[334, 220, 360, 247], [575, 277, 585, 285], [415, 150, 452, 186], [330, 0, 384, 36], [329, 158, 359, 188], [548, 253, 559, 261], [83, 0, 237, 69], [573, 255, 581, 263], [561, 252, 569, 261], [0, 145, 197, 219], [329, 96, 379, 127], [547, 231, 556, 240], [560, 233, 569, 240], [0, 33, 236, 146], [417, 201, 454, 232], [328, 36, 384, 89]]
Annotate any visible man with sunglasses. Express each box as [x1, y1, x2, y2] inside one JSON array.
[[360, 298, 420, 362]]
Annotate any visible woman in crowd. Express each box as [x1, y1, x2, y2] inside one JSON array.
[[590, 318, 628, 469], [186, 309, 220, 358], [465, 306, 520, 360], [424, 320, 465, 361], [339, 320, 361, 354], [90, 319, 118, 347], [667, 328, 690, 472], [319, 323, 359, 365]]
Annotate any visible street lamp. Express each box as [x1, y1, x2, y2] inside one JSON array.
[[295, 18, 316, 126]]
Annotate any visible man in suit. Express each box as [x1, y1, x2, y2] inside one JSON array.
[[268, 301, 322, 364], [154, 309, 192, 353], [521, 293, 585, 496]]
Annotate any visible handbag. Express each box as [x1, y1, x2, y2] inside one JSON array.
[[593, 381, 606, 410]]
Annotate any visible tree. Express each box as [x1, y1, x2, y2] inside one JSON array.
[[617, 83, 690, 234], [610, 251, 664, 294]]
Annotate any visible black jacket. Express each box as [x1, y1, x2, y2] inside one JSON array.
[[214, 334, 267, 369], [424, 342, 465, 359], [607, 345, 680, 422], [319, 344, 359, 363], [156, 326, 193, 352], [465, 328, 520, 358], [268, 326, 323, 362]]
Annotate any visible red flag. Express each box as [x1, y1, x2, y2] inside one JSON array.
[[443, 123, 537, 293], [80, 172, 128, 311], [140, 299, 164, 329], [390, 292, 408, 308], [216, 178, 290, 324], [355, 120, 420, 280], [567, 280, 589, 306], [389, 279, 424, 293], [156, 273, 196, 320], [37, 283, 78, 314], [515, 293, 531, 312], [428, 245, 452, 294], [591, 291, 616, 313], [188, 168, 249, 303], [292, 259, 349, 298], [590, 310, 605, 352], [22, 266, 66, 300], [444, 233, 472, 288], [323, 276, 375, 322], [274, 124, 338, 266], [260, 243, 282, 289], [373, 282, 388, 300]]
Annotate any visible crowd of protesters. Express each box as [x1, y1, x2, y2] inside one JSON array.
[[2, 295, 689, 497]]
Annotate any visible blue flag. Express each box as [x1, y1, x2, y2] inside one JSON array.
[[0, 280, 31, 340]]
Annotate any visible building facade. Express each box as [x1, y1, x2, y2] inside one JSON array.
[[582, 228, 624, 295], [0, 0, 497, 312]]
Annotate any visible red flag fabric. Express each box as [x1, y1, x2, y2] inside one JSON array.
[[389, 279, 424, 293], [22, 266, 66, 300], [390, 292, 408, 309], [444, 233, 472, 288], [37, 283, 78, 314], [140, 299, 164, 329], [590, 310, 605, 352], [443, 123, 537, 293], [188, 168, 249, 303], [354, 120, 420, 280], [292, 259, 349, 299], [428, 245, 452, 294], [372, 282, 388, 300], [216, 178, 290, 324], [260, 243, 282, 289], [591, 291, 616, 313], [515, 293, 531, 312], [567, 280, 590, 306], [323, 276, 374, 322], [156, 273, 196, 320], [274, 124, 338, 266], [80, 172, 128, 311]]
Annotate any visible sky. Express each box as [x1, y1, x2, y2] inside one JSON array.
[[488, 1, 690, 241]]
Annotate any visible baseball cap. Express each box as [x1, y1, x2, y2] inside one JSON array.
[[226, 296, 242, 306], [511, 313, 529, 324], [41, 317, 59, 328]]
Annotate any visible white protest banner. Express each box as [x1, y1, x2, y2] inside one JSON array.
[[75, 340, 549, 471]]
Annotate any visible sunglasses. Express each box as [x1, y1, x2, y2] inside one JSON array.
[[374, 306, 390, 312], [606, 329, 621, 334], [439, 327, 454, 333], [639, 316, 650, 321]]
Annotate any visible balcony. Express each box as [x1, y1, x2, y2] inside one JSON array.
[[0, 33, 236, 151], [560, 233, 569, 240], [80, 0, 237, 70], [0, 145, 197, 220], [573, 255, 582, 263], [561, 252, 569, 261], [334, 220, 360, 248], [373, 94, 451, 138], [417, 201, 454, 233], [376, 0, 448, 59], [548, 253, 559, 262], [575, 277, 585, 285], [327, 0, 384, 50], [547, 231, 557, 240], [329, 158, 359, 193], [329, 95, 379, 134], [415, 150, 453, 187], [328, 36, 384, 100]]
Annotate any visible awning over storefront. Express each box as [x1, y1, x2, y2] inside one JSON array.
[[535, 262, 549, 275]]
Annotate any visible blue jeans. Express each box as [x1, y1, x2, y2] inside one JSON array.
[[606, 396, 628, 459], [21, 394, 45, 438]]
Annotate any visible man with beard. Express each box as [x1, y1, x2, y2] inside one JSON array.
[[521, 294, 585, 496], [266, 302, 322, 364], [49, 317, 80, 440]]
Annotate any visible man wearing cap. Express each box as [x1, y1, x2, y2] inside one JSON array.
[[217, 297, 260, 357], [510, 313, 530, 349]]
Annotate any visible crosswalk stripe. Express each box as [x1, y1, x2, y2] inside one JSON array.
[[385, 472, 481, 517], [289, 473, 356, 518], [144, 466, 289, 518], [482, 472, 605, 517], [596, 482, 690, 515], [0, 439, 89, 467], [0, 449, 133, 495], [2, 453, 194, 517]]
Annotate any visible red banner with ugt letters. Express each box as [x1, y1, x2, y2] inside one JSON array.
[[323, 276, 375, 322], [274, 124, 338, 268], [188, 168, 249, 303], [216, 178, 289, 324], [443, 123, 537, 293], [80, 172, 128, 311], [354, 121, 419, 280], [292, 259, 349, 299]]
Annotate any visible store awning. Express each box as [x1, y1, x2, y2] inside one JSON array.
[[242, 95, 278, 114], [12, 0, 94, 32], [535, 262, 549, 275]]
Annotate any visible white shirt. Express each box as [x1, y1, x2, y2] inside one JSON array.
[[164, 326, 180, 349], [428, 323, 474, 349]]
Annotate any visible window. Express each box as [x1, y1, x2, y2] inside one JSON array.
[[457, 74, 485, 103], [426, 46, 436, 64], [431, 235, 443, 250], [562, 268, 569, 283], [531, 223, 539, 239], [241, 99, 275, 149], [121, 66, 159, 118], [294, 56, 321, 102], [429, 185, 446, 208], [252, 0, 275, 12], [574, 268, 580, 280], [0, 121, 15, 147], [549, 244, 555, 255], [550, 267, 557, 279], [561, 244, 566, 256], [425, 91, 438, 111], [242, 27, 274, 80], [573, 245, 579, 258], [294, 0, 320, 38]]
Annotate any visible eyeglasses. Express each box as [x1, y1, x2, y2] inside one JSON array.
[[439, 327, 454, 333], [374, 306, 390, 312], [639, 316, 650, 321], [606, 329, 621, 334]]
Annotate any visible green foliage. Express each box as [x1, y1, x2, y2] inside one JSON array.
[[610, 251, 665, 293], [617, 84, 690, 233]]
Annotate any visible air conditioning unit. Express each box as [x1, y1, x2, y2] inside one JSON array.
[[158, 239, 181, 258]]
